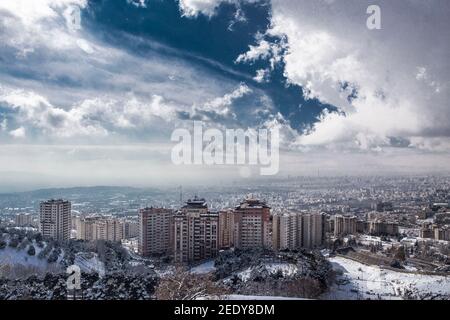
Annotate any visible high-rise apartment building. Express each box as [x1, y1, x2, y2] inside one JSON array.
[[39, 199, 71, 241], [75, 216, 100, 240], [76, 216, 124, 242], [302, 212, 325, 249], [434, 226, 450, 241], [123, 220, 139, 239], [333, 215, 357, 237], [93, 218, 124, 242], [138, 207, 173, 256], [172, 197, 219, 263], [15, 213, 33, 226], [272, 211, 302, 250], [218, 209, 235, 249], [233, 198, 272, 250], [369, 220, 399, 236]]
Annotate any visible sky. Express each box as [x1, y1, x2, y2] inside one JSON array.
[[0, 0, 449, 191]]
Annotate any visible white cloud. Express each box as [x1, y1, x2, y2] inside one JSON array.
[[0, 0, 87, 26], [0, 82, 266, 142], [236, 36, 285, 70], [200, 83, 252, 116], [0, 86, 185, 140], [127, 0, 147, 8], [0, 0, 268, 143], [235, 0, 450, 152], [179, 0, 227, 17], [178, 0, 262, 18], [9, 127, 26, 138], [253, 69, 269, 83], [236, 39, 272, 63]]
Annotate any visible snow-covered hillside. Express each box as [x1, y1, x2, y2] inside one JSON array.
[[324, 256, 450, 300], [74, 252, 106, 277], [0, 246, 54, 271]]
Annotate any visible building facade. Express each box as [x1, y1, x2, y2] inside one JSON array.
[[39, 199, 71, 241], [302, 212, 325, 249], [76, 216, 124, 242], [334, 215, 357, 237], [93, 218, 124, 242], [15, 213, 33, 227], [138, 207, 173, 256], [218, 209, 235, 249], [172, 197, 219, 263], [233, 198, 272, 250], [75, 216, 100, 240], [369, 220, 399, 236], [272, 211, 302, 250]]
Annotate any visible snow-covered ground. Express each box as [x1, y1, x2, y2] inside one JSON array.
[[358, 235, 397, 250], [74, 252, 106, 277], [199, 295, 307, 300], [324, 256, 450, 300], [265, 263, 298, 277], [0, 246, 50, 270], [190, 260, 216, 274], [236, 267, 252, 281], [235, 262, 298, 282], [0, 241, 63, 277], [225, 294, 306, 300]]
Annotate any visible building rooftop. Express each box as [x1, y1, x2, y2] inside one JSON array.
[[183, 196, 208, 209], [235, 198, 270, 210]]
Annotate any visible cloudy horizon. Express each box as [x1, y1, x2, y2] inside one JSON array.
[[1, 0, 449, 191]]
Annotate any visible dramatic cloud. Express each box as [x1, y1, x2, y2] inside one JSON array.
[[185, 0, 450, 152], [0, 0, 273, 144], [0, 83, 263, 143], [264, 0, 450, 151], [178, 0, 225, 17], [178, 0, 264, 17], [1, 0, 449, 189]]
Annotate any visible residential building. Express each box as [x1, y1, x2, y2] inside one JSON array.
[[93, 218, 124, 242], [15, 213, 33, 226], [369, 220, 399, 236], [272, 211, 302, 250], [123, 220, 139, 239], [334, 215, 357, 237], [39, 199, 71, 241], [233, 198, 272, 250], [302, 212, 325, 249], [138, 207, 173, 256], [76, 216, 124, 242], [75, 216, 100, 240], [218, 209, 234, 249], [172, 197, 219, 263]]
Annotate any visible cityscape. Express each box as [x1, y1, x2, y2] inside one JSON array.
[[1, 175, 449, 300]]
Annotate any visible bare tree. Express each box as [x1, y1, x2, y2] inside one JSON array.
[[155, 266, 228, 300]]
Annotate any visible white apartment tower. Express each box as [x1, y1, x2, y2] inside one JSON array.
[[272, 212, 302, 250], [93, 218, 124, 242]]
